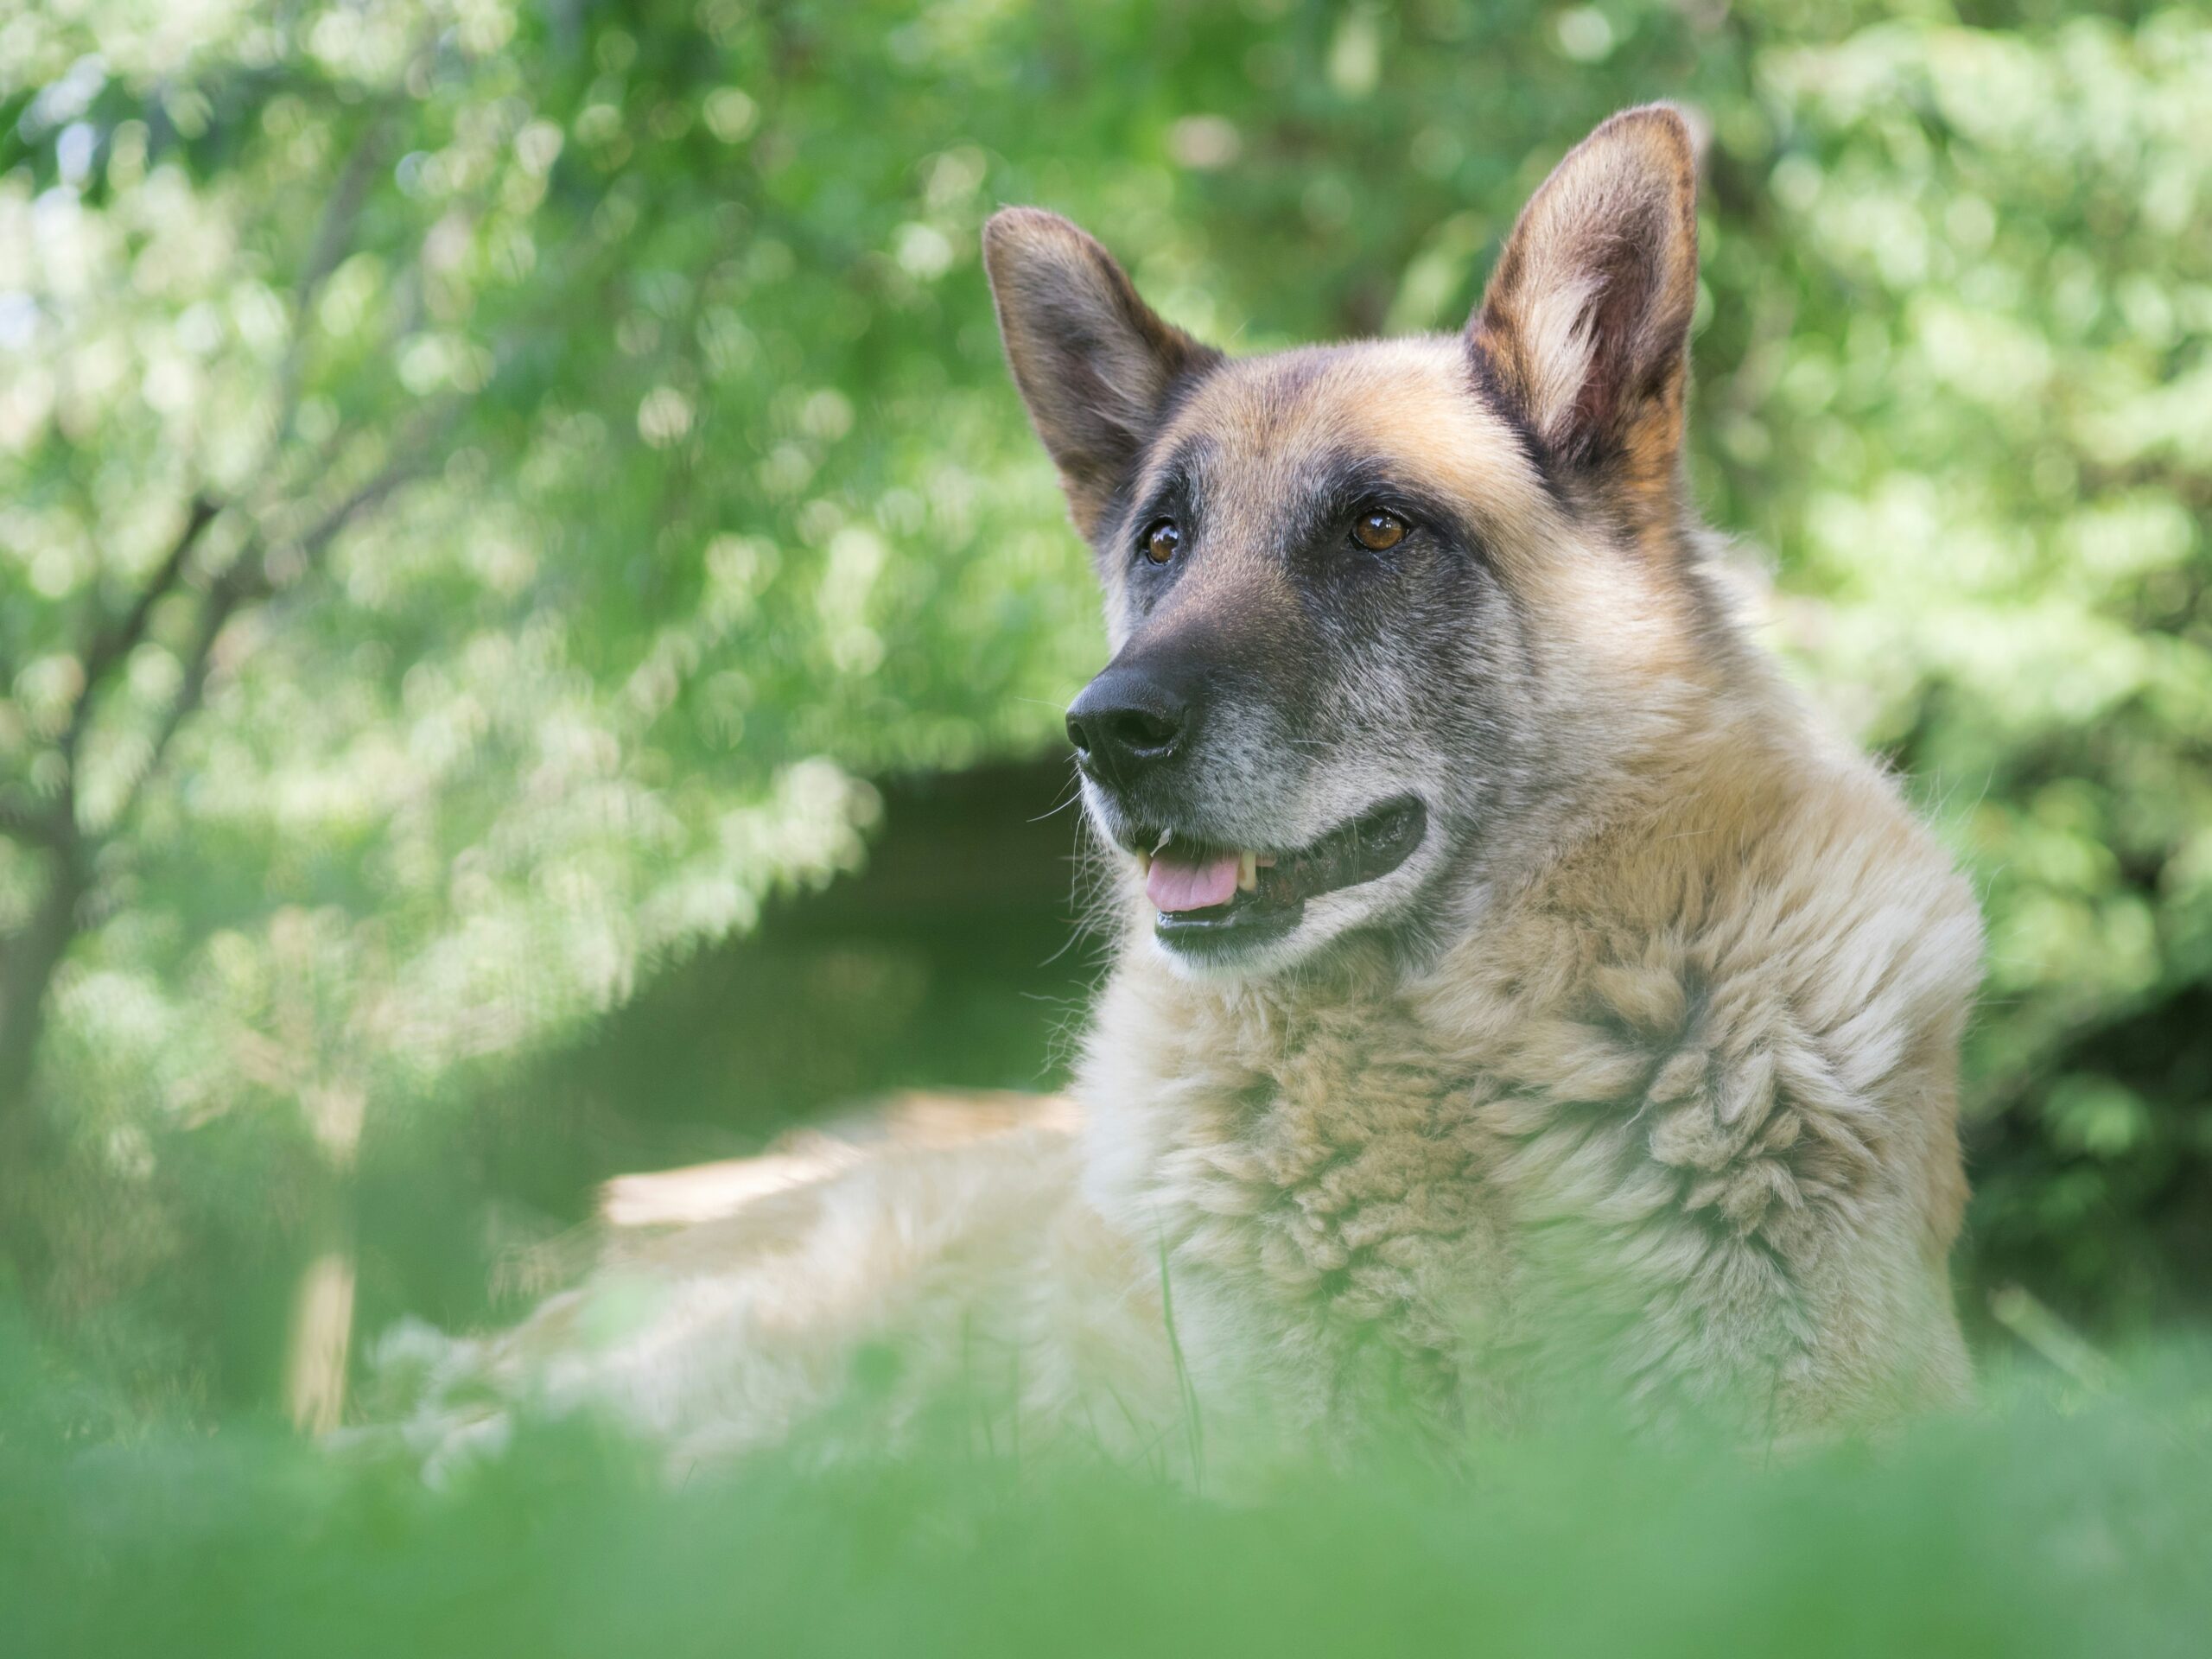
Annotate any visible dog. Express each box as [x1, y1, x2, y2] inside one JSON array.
[[388, 105, 1979, 1476]]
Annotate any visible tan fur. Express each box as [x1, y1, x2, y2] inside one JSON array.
[[382, 1095, 1176, 1479], [1077, 666, 1979, 1452], [388, 106, 1979, 1478]]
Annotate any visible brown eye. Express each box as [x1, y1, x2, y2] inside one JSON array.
[[1352, 510, 1408, 552], [1143, 519, 1181, 564]]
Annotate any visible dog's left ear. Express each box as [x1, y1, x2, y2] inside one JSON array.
[[1470, 105, 1700, 484]]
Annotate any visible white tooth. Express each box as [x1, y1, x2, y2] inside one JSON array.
[[1237, 849, 1258, 892], [1136, 849, 1152, 875], [1153, 828, 1173, 855]]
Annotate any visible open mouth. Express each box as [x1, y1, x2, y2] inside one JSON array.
[[1130, 795, 1427, 960]]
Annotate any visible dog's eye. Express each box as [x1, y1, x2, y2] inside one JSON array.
[[1141, 519, 1181, 565], [1351, 510, 1408, 553]]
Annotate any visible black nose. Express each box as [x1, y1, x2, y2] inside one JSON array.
[[1066, 664, 1188, 782]]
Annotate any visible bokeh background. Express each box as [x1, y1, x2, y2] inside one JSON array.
[[2, 0, 2207, 1446]]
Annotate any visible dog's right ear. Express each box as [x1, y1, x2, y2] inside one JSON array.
[[982, 208, 1220, 537]]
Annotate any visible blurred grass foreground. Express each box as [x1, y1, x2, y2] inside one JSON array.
[[2, 0, 2210, 1650], [5, 1338, 2211, 1657]]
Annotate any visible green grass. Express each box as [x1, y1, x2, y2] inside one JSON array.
[[4, 1339, 2209, 1659]]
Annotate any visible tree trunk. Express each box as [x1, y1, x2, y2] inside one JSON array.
[[282, 1082, 367, 1433], [283, 1207, 359, 1435], [0, 841, 86, 1282]]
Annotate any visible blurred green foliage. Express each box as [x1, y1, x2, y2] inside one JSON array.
[[5, 1331, 2210, 1657], [0, 0, 2207, 1419]]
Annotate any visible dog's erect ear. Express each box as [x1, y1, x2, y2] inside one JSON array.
[[983, 207, 1220, 537], [1470, 105, 1700, 485]]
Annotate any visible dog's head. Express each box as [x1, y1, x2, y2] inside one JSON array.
[[985, 106, 1717, 978]]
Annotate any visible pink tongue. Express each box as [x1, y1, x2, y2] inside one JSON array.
[[1147, 851, 1241, 913]]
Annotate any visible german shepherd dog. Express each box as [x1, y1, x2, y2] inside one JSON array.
[[393, 107, 1979, 1473]]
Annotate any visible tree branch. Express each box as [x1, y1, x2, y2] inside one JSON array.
[[268, 109, 394, 467], [299, 117, 391, 315], [121, 572, 252, 822], [57, 492, 221, 784], [288, 451, 428, 575], [75, 496, 219, 710], [111, 423, 450, 835]]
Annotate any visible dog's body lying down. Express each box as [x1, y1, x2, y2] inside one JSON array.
[[386, 1095, 1177, 1478], [387, 106, 1980, 1476]]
